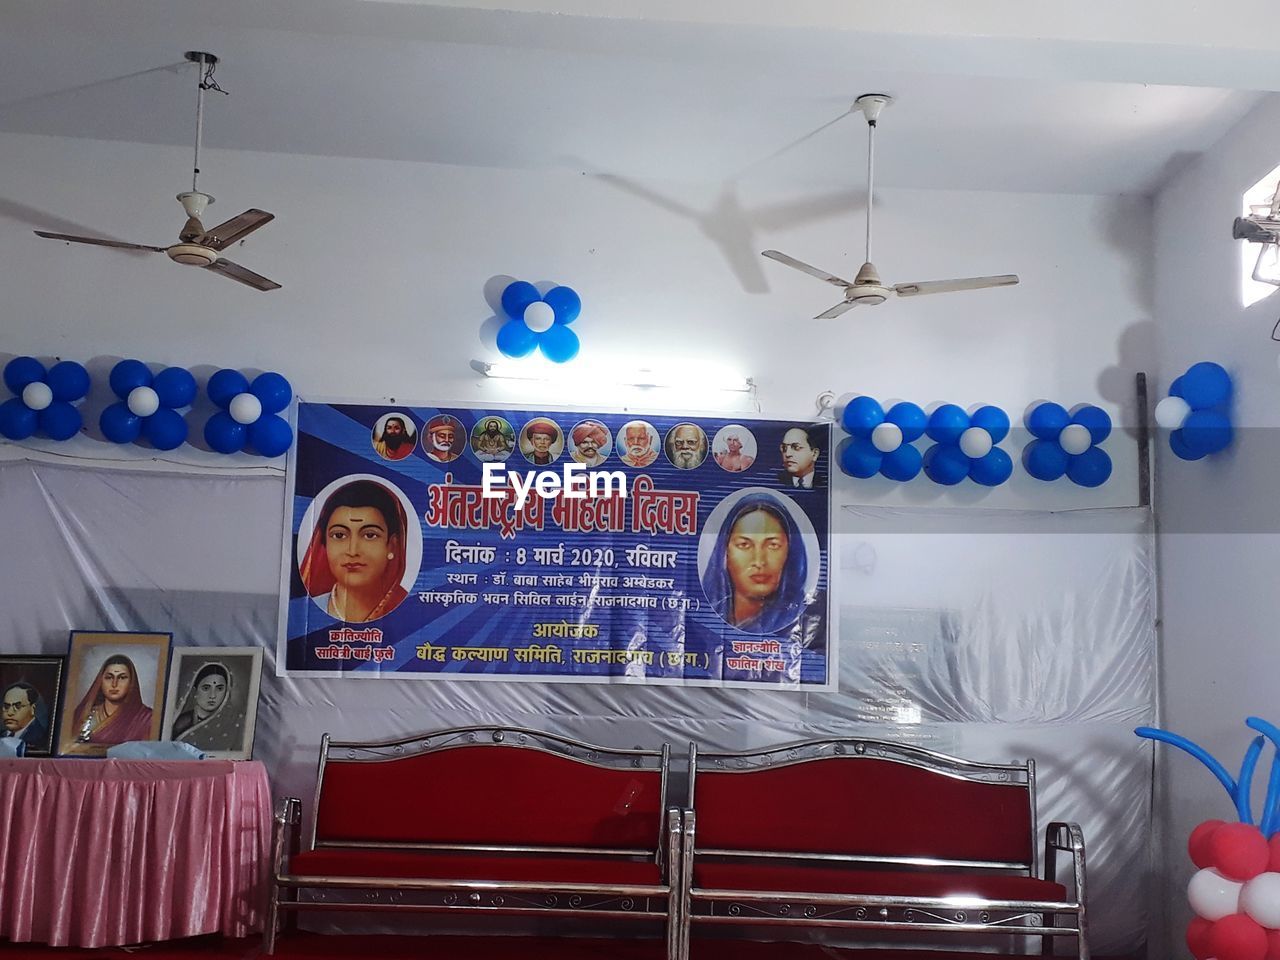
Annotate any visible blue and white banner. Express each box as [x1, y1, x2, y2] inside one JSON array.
[[279, 402, 833, 688]]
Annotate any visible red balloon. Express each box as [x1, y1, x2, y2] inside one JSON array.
[[1187, 916, 1215, 959], [1214, 824, 1271, 881], [1210, 913, 1268, 960], [1192, 820, 1228, 868], [1268, 835, 1280, 873], [1266, 928, 1280, 960]]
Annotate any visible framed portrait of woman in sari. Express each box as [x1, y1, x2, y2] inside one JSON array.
[[160, 647, 263, 760], [57, 631, 171, 757]]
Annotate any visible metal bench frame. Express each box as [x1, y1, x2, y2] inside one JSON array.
[[265, 725, 680, 956], [678, 737, 1088, 960]]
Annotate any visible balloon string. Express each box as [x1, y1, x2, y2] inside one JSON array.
[[1237, 736, 1265, 825], [1135, 727, 1238, 805]]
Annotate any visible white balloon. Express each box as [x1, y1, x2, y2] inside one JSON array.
[[229, 392, 263, 425], [1155, 396, 1191, 430], [1188, 867, 1243, 921], [1241, 871, 1280, 928], [871, 422, 903, 453], [21, 381, 52, 411], [126, 386, 159, 418], [1059, 423, 1093, 456], [523, 301, 556, 334], [959, 426, 993, 460]]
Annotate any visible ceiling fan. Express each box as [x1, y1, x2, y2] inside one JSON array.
[[762, 94, 1017, 318], [35, 52, 280, 292]]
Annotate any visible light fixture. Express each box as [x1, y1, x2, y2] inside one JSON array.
[[477, 361, 753, 393]]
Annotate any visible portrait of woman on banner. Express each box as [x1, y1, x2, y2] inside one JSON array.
[[299, 477, 415, 623], [63, 654, 155, 754], [700, 489, 819, 636]]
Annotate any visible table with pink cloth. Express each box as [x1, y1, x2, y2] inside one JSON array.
[[0, 757, 272, 947]]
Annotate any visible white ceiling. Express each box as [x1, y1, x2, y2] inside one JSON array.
[[0, 0, 1273, 195]]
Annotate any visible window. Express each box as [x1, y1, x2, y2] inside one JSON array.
[[1241, 163, 1280, 307]]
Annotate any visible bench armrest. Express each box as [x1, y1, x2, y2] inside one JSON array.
[[1043, 820, 1088, 906], [660, 807, 682, 882], [272, 797, 302, 876]]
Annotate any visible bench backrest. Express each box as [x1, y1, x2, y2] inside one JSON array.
[[690, 739, 1035, 870], [311, 726, 669, 857]]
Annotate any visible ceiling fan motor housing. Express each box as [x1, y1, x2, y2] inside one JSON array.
[[167, 243, 219, 266]]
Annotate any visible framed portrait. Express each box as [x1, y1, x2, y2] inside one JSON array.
[[58, 631, 171, 757], [161, 647, 264, 760], [0, 656, 65, 756]]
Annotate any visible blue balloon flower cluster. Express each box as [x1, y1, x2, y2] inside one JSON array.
[[0, 356, 90, 441], [1155, 361, 1234, 461], [1023, 403, 1112, 487], [205, 369, 294, 457], [496, 281, 581, 363], [922, 404, 1013, 487], [101, 359, 197, 450], [838, 397, 927, 481]]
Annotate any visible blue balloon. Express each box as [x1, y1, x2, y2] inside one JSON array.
[[38, 401, 81, 440], [1181, 409, 1233, 456], [142, 408, 188, 450], [1169, 428, 1204, 461], [1180, 362, 1232, 409], [153, 367, 197, 409], [1023, 439, 1069, 481], [100, 402, 142, 443], [1026, 402, 1070, 441], [879, 443, 922, 482], [496, 319, 538, 358], [885, 402, 927, 442], [1071, 404, 1112, 444], [543, 286, 581, 325], [538, 324, 580, 364], [1067, 447, 1112, 487], [969, 447, 1013, 487], [969, 405, 1010, 444], [1168, 375, 1185, 398], [46, 360, 90, 402], [3, 356, 46, 395], [207, 369, 250, 408], [250, 372, 292, 415], [926, 405, 970, 445], [838, 437, 882, 479], [500, 281, 541, 320], [205, 411, 248, 454], [0, 398, 37, 439], [108, 359, 152, 399], [841, 396, 885, 438], [248, 415, 294, 457], [923, 443, 970, 485]]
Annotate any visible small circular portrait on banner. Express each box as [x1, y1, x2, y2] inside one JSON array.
[[297, 474, 423, 624], [568, 419, 613, 467], [469, 416, 516, 462], [618, 420, 660, 468], [698, 487, 820, 635], [712, 424, 757, 473], [521, 418, 564, 466], [421, 414, 466, 464], [371, 413, 417, 462], [665, 422, 708, 470]]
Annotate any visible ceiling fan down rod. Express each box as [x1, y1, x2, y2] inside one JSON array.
[[865, 117, 875, 265]]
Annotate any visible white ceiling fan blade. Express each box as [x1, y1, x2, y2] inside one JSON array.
[[815, 300, 859, 319], [762, 250, 855, 288], [893, 274, 1019, 297]]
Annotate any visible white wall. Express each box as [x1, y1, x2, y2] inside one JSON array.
[[1153, 92, 1280, 954], [0, 131, 1151, 510]]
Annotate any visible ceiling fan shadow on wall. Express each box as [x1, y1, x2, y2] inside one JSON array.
[[34, 52, 280, 292], [762, 94, 1017, 318]]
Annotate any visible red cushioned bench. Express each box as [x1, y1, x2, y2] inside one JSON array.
[[678, 739, 1088, 959], [265, 726, 680, 955]]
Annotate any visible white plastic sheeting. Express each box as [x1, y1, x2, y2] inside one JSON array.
[[0, 460, 1155, 954]]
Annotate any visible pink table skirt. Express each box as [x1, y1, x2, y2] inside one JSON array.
[[0, 758, 272, 947]]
